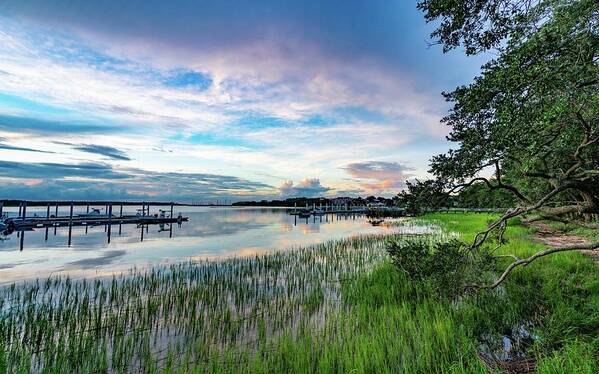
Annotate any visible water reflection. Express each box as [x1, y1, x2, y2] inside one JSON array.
[[0, 206, 393, 283]]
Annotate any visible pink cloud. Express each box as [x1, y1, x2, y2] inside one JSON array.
[[345, 161, 413, 193]]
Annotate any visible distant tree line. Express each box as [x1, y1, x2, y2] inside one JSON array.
[[232, 196, 396, 207], [233, 187, 516, 210]]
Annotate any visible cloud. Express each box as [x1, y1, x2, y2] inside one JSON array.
[[0, 2, 482, 197], [0, 160, 276, 201], [279, 178, 331, 197], [0, 0, 482, 87], [0, 180, 139, 201], [0, 160, 127, 180], [0, 12, 449, 139], [345, 161, 413, 180], [0, 114, 123, 135], [344, 161, 414, 193], [333, 188, 366, 197], [0, 137, 53, 153], [72, 144, 131, 161]]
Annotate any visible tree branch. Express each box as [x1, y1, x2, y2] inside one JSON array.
[[470, 181, 575, 250], [483, 241, 599, 289]]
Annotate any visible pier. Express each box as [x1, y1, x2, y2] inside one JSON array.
[[1, 200, 187, 230], [0, 200, 189, 250], [3, 214, 187, 230], [288, 203, 405, 217]]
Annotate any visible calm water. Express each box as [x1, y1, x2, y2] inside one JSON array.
[[0, 206, 395, 283]]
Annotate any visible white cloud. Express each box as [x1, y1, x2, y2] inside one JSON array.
[[344, 161, 415, 195], [279, 178, 331, 197], [0, 15, 452, 200]]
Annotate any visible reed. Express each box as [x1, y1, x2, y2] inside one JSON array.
[[0, 221, 437, 372]]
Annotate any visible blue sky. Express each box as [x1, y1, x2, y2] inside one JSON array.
[[0, 0, 485, 202]]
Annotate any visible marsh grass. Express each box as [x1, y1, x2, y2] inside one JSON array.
[[0, 221, 445, 372], [0, 215, 596, 372]]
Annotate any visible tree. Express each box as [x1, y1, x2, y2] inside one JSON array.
[[417, 0, 599, 287], [455, 180, 518, 208], [395, 179, 448, 215]]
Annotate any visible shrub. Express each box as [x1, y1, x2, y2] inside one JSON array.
[[386, 238, 476, 297]]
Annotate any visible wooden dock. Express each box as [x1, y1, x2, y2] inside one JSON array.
[[4, 215, 187, 230], [288, 204, 405, 217], [1, 200, 189, 231], [0, 200, 190, 250]]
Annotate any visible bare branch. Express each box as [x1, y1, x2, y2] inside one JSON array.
[[484, 241, 599, 289], [470, 182, 572, 250]]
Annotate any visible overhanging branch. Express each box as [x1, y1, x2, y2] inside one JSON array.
[[484, 241, 599, 289]]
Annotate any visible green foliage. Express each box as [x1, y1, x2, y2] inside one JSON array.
[[417, 0, 599, 216], [387, 238, 472, 297], [0, 343, 5, 374], [395, 179, 448, 214], [536, 340, 599, 374], [456, 180, 518, 208]]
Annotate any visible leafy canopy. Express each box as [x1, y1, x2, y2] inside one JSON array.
[[409, 0, 599, 288], [419, 0, 598, 214]]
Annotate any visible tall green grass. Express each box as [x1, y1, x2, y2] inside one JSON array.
[[422, 213, 598, 372], [0, 214, 596, 372]]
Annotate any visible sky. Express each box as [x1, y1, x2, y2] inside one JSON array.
[[0, 0, 484, 202]]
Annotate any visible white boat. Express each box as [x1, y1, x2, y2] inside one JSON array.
[[77, 208, 113, 219]]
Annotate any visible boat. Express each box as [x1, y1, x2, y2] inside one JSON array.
[[77, 208, 113, 219]]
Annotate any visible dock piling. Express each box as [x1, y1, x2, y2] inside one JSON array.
[[169, 203, 174, 237], [104, 203, 108, 232], [45, 203, 50, 241], [68, 202, 73, 246], [85, 204, 89, 234], [54, 204, 58, 235], [107, 203, 113, 243], [119, 204, 123, 235], [19, 228, 24, 251]]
